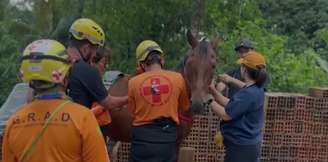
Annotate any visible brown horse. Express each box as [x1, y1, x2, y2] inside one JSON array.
[[106, 30, 219, 144]]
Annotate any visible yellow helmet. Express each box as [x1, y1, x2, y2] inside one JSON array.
[[69, 18, 105, 46], [20, 39, 70, 84], [136, 40, 164, 62]]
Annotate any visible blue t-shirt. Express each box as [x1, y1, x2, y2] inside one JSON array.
[[220, 84, 265, 145]]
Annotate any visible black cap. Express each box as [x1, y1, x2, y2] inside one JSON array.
[[234, 38, 255, 51]]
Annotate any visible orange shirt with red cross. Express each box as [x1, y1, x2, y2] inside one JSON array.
[[2, 99, 110, 162], [128, 69, 190, 126]]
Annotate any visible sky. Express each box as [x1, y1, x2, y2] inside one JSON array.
[[9, 0, 34, 11]]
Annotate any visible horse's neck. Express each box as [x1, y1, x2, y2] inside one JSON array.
[[108, 75, 131, 96], [175, 60, 192, 98], [175, 55, 188, 73]]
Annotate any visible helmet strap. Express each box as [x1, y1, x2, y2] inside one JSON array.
[[140, 63, 146, 71]]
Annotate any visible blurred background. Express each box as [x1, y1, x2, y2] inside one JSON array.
[[1, 0, 328, 105]]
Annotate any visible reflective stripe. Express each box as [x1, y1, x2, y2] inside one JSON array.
[[21, 53, 69, 64]]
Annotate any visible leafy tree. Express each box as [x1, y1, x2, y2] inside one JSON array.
[[207, 0, 328, 92], [259, 0, 328, 57], [1, 0, 328, 105]]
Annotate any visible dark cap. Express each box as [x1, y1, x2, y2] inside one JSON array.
[[234, 38, 255, 51]]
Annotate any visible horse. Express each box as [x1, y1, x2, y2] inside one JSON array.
[[106, 30, 220, 148]]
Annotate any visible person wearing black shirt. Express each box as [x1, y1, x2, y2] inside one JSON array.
[[66, 18, 127, 109]]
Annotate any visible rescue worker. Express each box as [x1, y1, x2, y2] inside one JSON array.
[[128, 40, 190, 162], [66, 18, 127, 109], [209, 51, 267, 162], [91, 47, 112, 127], [2, 39, 109, 162]]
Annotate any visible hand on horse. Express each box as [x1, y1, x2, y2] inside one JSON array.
[[209, 79, 219, 97], [217, 74, 233, 84], [209, 80, 229, 107]]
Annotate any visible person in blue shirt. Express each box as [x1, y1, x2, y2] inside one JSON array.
[[209, 51, 267, 162]]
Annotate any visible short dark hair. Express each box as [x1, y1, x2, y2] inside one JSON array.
[[142, 51, 162, 66], [244, 65, 267, 87], [29, 80, 60, 93]]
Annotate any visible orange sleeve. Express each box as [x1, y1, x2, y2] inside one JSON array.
[[91, 104, 105, 117], [2, 119, 18, 162], [81, 112, 110, 162], [179, 76, 190, 112], [128, 80, 136, 118]]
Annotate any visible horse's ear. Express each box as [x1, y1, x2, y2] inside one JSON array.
[[187, 30, 198, 49], [211, 35, 223, 49]]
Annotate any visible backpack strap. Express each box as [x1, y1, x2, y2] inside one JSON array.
[[19, 100, 71, 162]]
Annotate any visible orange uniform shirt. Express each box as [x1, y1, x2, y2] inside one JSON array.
[[128, 70, 190, 126], [91, 103, 112, 126], [2, 99, 110, 162]]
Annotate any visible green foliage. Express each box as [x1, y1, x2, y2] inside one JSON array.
[[1, 0, 328, 105], [82, 0, 195, 72], [0, 22, 20, 104], [259, 0, 328, 56], [207, 0, 328, 93]]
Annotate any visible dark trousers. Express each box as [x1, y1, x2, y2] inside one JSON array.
[[224, 140, 262, 162], [100, 124, 116, 155], [129, 118, 177, 162]]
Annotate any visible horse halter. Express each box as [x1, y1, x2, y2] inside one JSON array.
[[203, 98, 213, 109]]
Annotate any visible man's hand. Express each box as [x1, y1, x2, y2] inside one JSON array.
[[100, 95, 128, 110]]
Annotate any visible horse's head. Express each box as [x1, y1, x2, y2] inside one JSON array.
[[182, 30, 221, 114]]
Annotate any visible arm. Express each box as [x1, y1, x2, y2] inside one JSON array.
[[91, 103, 105, 117], [216, 82, 227, 93], [79, 65, 128, 110], [219, 74, 245, 89], [210, 101, 231, 121], [81, 112, 110, 162], [100, 95, 128, 110], [209, 81, 229, 106], [227, 77, 245, 89]]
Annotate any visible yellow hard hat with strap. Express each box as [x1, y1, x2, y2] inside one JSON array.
[[20, 39, 70, 84], [136, 40, 164, 62], [69, 18, 105, 46]]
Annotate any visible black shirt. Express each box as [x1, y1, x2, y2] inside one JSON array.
[[67, 60, 108, 108]]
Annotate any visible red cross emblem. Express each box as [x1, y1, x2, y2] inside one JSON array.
[[140, 76, 172, 106], [52, 70, 62, 81]]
